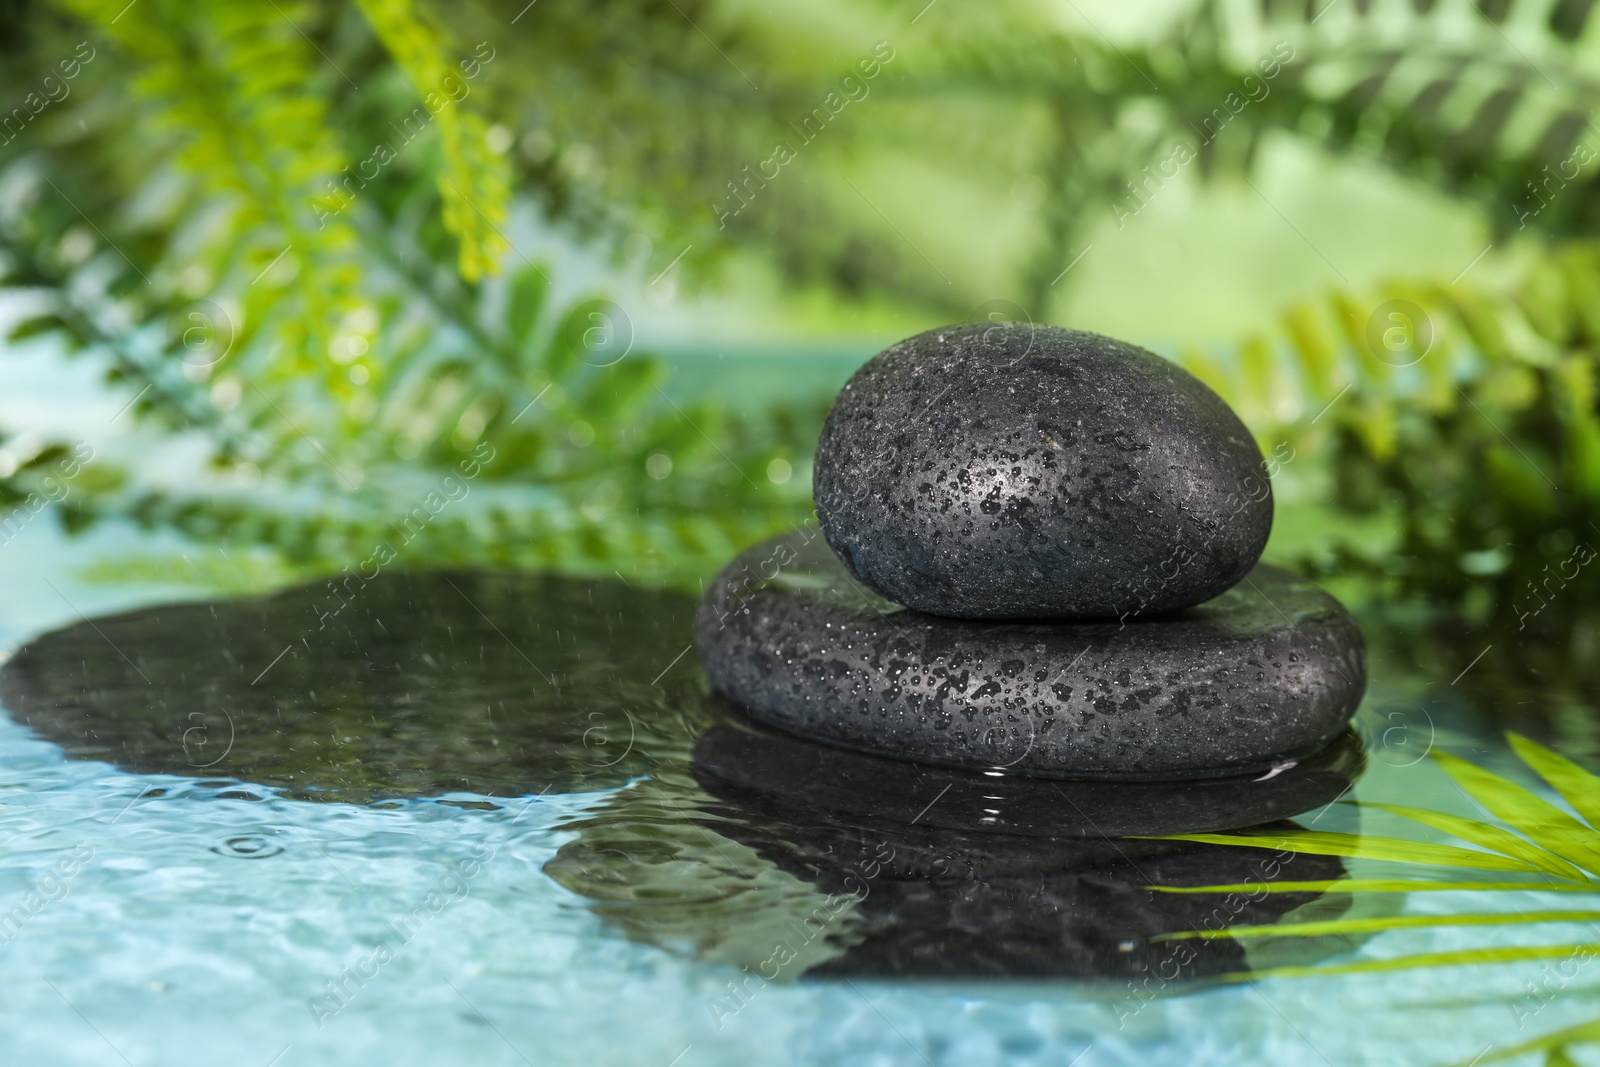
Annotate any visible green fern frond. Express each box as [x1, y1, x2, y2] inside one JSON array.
[[354, 0, 509, 280], [1164, 0, 1600, 237], [1158, 735, 1600, 884], [1161, 910, 1600, 941], [55, 0, 367, 399], [1158, 736, 1600, 1060], [1167, 236, 1600, 630]]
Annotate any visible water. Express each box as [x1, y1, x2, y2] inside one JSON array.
[[1, 521, 1598, 1066]]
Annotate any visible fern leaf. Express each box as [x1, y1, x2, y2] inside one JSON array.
[[353, 0, 509, 280]]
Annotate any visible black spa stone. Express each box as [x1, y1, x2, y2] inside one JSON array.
[[694, 529, 1367, 780], [813, 323, 1274, 619]]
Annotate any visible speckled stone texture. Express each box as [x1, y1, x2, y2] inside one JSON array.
[[695, 529, 1367, 780], [813, 323, 1274, 619]]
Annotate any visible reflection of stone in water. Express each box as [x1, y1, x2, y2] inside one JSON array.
[[697, 714, 1358, 979], [0, 572, 704, 802], [545, 767, 868, 977], [695, 702, 1365, 839], [708, 802, 1342, 981], [545, 706, 1362, 982]]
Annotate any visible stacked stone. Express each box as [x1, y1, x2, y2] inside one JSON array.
[[695, 325, 1366, 781]]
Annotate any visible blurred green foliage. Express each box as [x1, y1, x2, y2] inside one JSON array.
[[5, 0, 1600, 624], [0, 0, 821, 587], [1186, 246, 1600, 625]]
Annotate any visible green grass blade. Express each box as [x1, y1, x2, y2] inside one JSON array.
[[1153, 831, 1544, 873], [1158, 910, 1600, 940], [1509, 733, 1600, 830], [1362, 801, 1590, 882], [1228, 943, 1600, 981], [1153, 879, 1600, 894], [1434, 750, 1600, 876]]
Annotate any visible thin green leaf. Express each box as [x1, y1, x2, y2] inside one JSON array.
[[1231, 944, 1600, 982], [1152, 831, 1544, 873], [1153, 879, 1600, 894], [1361, 801, 1590, 882], [1434, 750, 1600, 876], [1510, 733, 1600, 830], [1160, 910, 1600, 941], [1462, 1019, 1600, 1065]]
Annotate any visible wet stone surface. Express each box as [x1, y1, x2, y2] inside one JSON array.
[[812, 323, 1275, 620], [696, 530, 1368, 780], [0, 571, 705, 801]]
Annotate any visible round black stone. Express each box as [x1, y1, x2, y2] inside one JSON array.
[[813, 323, 1274, 619], [695, 529, 1367, 780]]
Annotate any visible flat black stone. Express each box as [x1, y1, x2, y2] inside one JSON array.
[[0, 571, 704, 801], [695, 529, 1368, 780], [813, 323, 1274, 619]]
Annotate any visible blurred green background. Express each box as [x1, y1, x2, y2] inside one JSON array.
[[5, 0, 1600, 708]]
